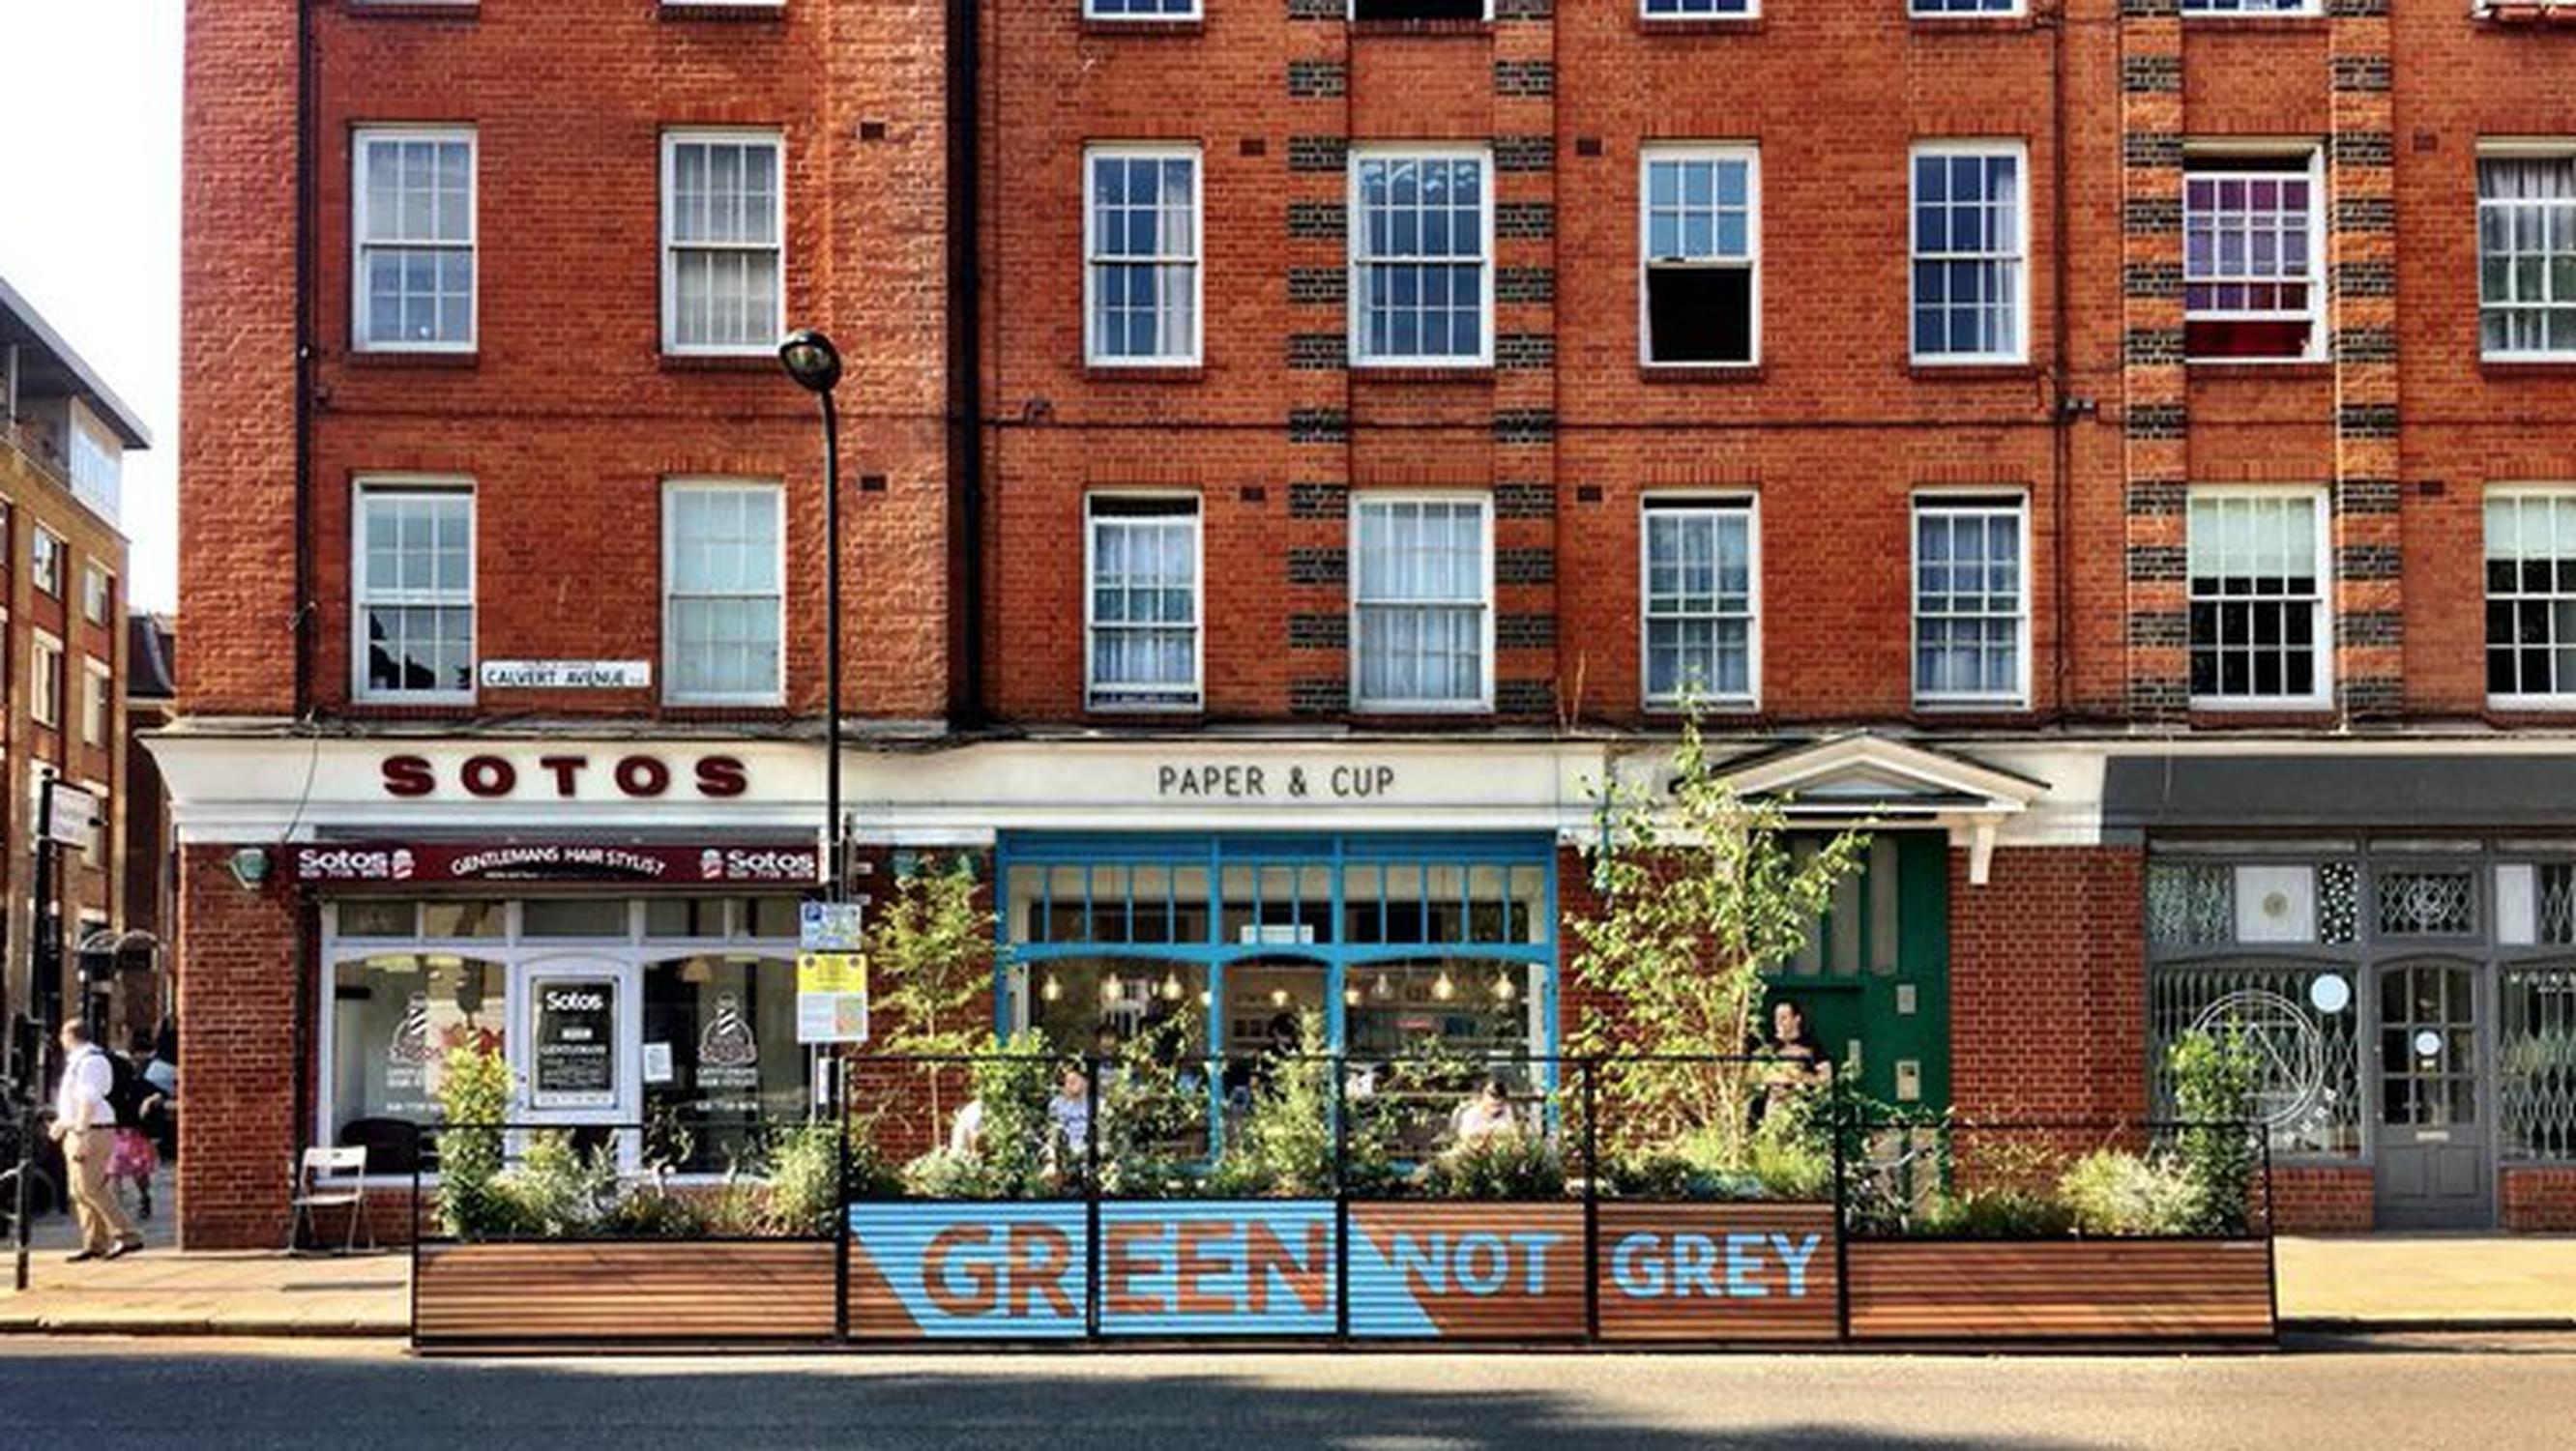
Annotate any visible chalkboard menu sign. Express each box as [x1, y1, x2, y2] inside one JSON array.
[[532, 979, 618, 1110]]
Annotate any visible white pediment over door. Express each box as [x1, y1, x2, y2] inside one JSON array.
[[1706, 734, 2048, 885]]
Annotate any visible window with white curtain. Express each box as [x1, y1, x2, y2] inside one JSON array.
[[1086, 147, 1201, 365], [353, 128, 475, 352], [1352, 150, 1491, 365], [2486, 489, 2576, 703], [354, 482, 475, 702], [1914, 496, 2027, 706], [1353, 496, 1491, 711], [661, 131, 783, 355], [2479, 154, 2576, 361], [1910, 143, 2026, 363], [1640, 499, 1755, 709], [663, 481, 783, 704], [2188, 489, 2328, 707], [1087, 495, 1201, 711]]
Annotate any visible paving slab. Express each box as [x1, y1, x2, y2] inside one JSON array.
[[2275, 1233, 2576, 1329]]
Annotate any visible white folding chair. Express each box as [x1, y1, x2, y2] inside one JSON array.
[[286, 1146, 371, 1254]]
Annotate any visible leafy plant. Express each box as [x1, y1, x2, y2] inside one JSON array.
[[869, 858, 1007, 1132], [1210, 1011, 1338, 1198], [1917, 1184, 2076, 1239], [1421, 1130, 1566, 1200], [497, 1131, 619, 1237], [2057, 1148, 2208, 1237], [2168, 1027, 2262, 1235], [899, 1146, 991, 1200], [762, 1117, 896, 1233], [1567, 710, 1869, 1171], [431, 1042, 514, 1239], [1099, 1016, 1214, 1198], [595, 1183, 710, 1239]]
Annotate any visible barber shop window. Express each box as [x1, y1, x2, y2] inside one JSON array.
[[328, 953, 505, 1169], [642, 955, 803, 1175], [1641, 146, 1758, 366]]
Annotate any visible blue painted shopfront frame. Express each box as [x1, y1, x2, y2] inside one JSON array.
[[992, 830, 1562, 1128]]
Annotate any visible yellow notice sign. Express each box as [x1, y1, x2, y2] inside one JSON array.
[[796, 952, 869, 1043]]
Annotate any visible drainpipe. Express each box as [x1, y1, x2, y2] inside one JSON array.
[[2046, 0, 2076, 721], [951, 0, 984, 727]]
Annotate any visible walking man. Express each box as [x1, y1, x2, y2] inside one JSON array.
[[49, 1019, 143, 1262]]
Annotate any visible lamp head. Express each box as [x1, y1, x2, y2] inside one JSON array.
[[776, 329, 842, 393]]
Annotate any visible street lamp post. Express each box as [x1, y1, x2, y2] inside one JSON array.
[[777, 330, 846, 904]]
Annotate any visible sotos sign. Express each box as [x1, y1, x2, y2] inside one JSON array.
[[846, 1202, 1839, 1342], [378, 752, 748, 799]]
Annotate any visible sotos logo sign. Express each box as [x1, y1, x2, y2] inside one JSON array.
[[543, 990, 606, 1014]]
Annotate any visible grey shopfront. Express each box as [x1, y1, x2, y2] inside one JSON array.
[[2116, 756, 2576, 1230]]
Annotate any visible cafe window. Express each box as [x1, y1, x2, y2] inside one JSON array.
[[642, 955, 803, 1175], [328, 952, 505, 1161], [1030, 957, 1212, 1057]]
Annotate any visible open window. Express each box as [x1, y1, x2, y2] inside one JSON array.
[[1641, 147, 1758, 366], [2183, 150, 2323, 362]]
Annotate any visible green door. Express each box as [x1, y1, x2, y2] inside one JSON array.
[[1764, 831, 1949, 1113]]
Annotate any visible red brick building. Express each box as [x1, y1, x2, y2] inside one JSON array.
[[163, 0, 2576, 1244]]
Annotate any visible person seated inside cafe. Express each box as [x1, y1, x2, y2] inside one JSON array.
[[1750, 997, 1832, 1128], [1449, 1074, 1521, 1147], [1047, 1064, 1094, 1159]]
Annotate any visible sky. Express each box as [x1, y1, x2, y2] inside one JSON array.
[[0, 4, 182, 612]]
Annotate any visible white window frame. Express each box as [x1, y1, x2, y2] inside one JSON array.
[[659, 129, 788, 359], [1082, 144, 1204, 367], [1349, 492, 1496, 714], [2483, 484, 2576, 710], [661, 479, 787, 707], [81, 657, 112, 747], [2181, 145, 2327, 364], [80, 564, 112, 625], [1638, 494, 1761, 713], [29, 629, 62, 730], [1908, 0, 2026, 15], [1083, 492, 1205, 713], [1087, 0, 1205, 18], [1349, 145, 1496, 369], [2185, 485, 2333, 711], [1641, 0, 1758, 17], [351, 477, 478, 706], [1638, 144, 1762, 369], [2179, 0, 2319, 15], [1908, 139, 2031, 366], [2476, 142, 2576, 364], [1910, 490, 2032, 710], [350, 126, 478, 355], [30, 527, 62, 597]]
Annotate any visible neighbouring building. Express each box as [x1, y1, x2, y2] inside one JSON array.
[[0, 274, 142, 1081], [162, 0, 2576, 1245], [121, 611, 177, 1030]]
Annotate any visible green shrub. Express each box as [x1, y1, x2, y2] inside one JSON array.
[[1210, 1011, 1338, 1198], [1917, 1184, 2075, 1239], [762, 1120, 889, 1234], [431, 1043, 514, 1239], [1422, 1130, 1566, 1200], [970, 1032, 1067, 1198], [496, 1131, 618, 1237], [596, 1183, 710, 1238], [2057, 1148, 2208, 1236], [2167, 1028, 2261, 1235], [899, 1146, 992, 1200]]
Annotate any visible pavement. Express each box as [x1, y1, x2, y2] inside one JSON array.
[[6, 1201, 2573, 1341], [6, 1336, 2576, 1451]]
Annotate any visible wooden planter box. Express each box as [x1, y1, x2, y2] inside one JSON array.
[[1846, 1239, 2275, 1343], [415, 1240, 838, 1346]]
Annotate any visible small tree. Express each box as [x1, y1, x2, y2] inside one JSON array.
[[431, 1043, 514, 1239], [1568, 711, 1870, 1170], [868, 856, 1006, 1131], [2167, 1027, 2262, 1235]]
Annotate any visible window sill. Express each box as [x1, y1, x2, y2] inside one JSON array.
[[1641, 363, 1764, 385], [345, 1, 479, 18], [659, 2, 787, 20], [2178, 14, 2327, 33], [1910, 702, 2038, 725], [1349, 20, 1495, 39], [344, 350, 480, 370], [659, 352, 778, 374], [1643, 700, 1760, 719], [2479, 358, 2576, 380], [343, 700, 481, 720], [1908, 362, 2038, 383], [1350, 364, 1495, 383], [1086, 364, 1207, 384], [2187, 705, 2339, 729], [1907, 14, 2037, 33], [2187, 359, 2332, 380], [1079, 18, 1207, 37], [1634, 16, 1766, 36]]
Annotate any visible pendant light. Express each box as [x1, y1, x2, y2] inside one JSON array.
[[1040, 973, 1063, 1003], [1432, 970, 1455, 1001], [1491, 971, 1516, 1001], [1160, 968, 1184, 1001]]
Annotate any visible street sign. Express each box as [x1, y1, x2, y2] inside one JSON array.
[[800, 900, 865, 952], [40, 782, 98, 850], [796, 951, 870, 1044], [478, 659, 652, 690]]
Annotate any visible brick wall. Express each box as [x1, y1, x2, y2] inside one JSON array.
[[2273, 1165, 2375, 1233], [1950, 845, 2148, 1124], [180, 1, 963, 722], [2502, 1167, 2576, 1233], [173, 844, 306, 1250]]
